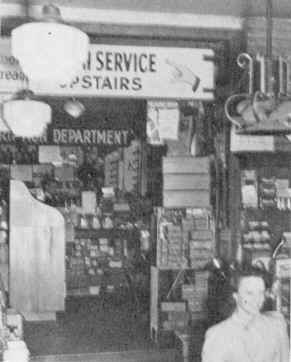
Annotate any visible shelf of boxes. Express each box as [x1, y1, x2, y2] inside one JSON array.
[[155, 207, 214, 270], [150, 156, 214, 344], [150, 206, 214, 344], [66, 224, 139, 297], [150, 266, 210, 344], [239, 165, 291, 329], [240, 168, 291, 265]]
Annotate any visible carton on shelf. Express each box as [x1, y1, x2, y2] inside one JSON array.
[[161, 301, 187, 312]]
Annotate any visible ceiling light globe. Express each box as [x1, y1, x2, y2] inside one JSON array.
[[3, 99, 51, 138], [64, 99, 85, 118], [11, 21, 89, 85]]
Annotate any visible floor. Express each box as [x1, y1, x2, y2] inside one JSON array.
[[23, 293, 207, 362], [29, 349, 178, 362], [23, 294, 156, 356]]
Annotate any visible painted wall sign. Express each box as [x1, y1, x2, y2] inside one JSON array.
[[0, 38, 214, 100], [49, 128, 130, 146], [0, 39, 27, 92], [0, 127, 132, 147], [0, 131, 47, 144]]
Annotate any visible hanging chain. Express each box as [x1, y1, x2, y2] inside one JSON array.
[[265, 0, 275, 96]]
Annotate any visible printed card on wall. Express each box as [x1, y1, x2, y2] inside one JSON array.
[[81, 191, 97, 214], [39, 145, 63, 165], [147, 101, 179, 144]]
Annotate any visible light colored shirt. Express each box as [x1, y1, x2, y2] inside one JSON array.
[[202, 311, 290, 362]]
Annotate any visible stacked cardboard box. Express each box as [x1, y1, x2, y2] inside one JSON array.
[[66, 254, 87, 290], [162, 311, 190, 331], [181, 271, 209, 319], [160, 301, 189, 331], [158, 223, 188, 269], [156, 207, 214, 269], [189, 230, 213, 269], [166, 225, 184, 268], [162, 156, 211, 208]]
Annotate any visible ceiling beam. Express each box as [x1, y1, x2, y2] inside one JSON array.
[[0, 3, 243, 31]]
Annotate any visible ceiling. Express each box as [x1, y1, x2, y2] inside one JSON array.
[[1, 0, 291, 18]]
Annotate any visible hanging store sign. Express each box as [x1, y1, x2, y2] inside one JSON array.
[[0, 39, 215, 100], [32, 45, 215, 100]]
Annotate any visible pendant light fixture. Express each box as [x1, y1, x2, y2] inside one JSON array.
[[11, 2, 89, 86], [225, 0, 291, 135], [64, 98, 85, 118], [1, 90, 51, 138]]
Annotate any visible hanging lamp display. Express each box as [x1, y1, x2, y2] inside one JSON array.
[[11, 3, 89, 85], [2, 90, 51, 138], [225, 0, 291, 135]]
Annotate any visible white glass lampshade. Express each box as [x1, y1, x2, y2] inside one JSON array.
[[3, 99, 51, 137], [11, 6, 89, 85], [64, 99, 85, 118]]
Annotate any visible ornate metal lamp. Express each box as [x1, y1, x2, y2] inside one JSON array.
[[225, 0, 291, 135]]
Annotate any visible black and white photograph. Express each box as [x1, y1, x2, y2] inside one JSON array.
[[0, 1, 289, 361]]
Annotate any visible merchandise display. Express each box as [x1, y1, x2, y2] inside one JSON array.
[[156, 207, 213, 270], [61, 185, 151, 297], [151, 206, 214, 344], [239, 166, 291, 328], [65, 200, 141, 296], [0, 140, 151, 301]]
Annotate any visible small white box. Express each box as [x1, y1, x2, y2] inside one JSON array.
[[6, 309, 23, 339], [89, 286, 100, 295]]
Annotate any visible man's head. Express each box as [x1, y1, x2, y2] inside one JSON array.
[[231, 265, 268, 316]]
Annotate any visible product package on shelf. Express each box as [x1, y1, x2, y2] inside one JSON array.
[[240, 215, 272, 267], [156, 207, 214, 270], [275, 179, 291, 210], [181, 271, 209, 316], [241, 170, 258, 209], [242, 229, 271, 267], [161, 301, 187, 312], [259, 177, 277, 209], [81, 190, 97, 214], [162, 310, 190, 331], [242, 220, 271, 249], [157, 214, 187, 269]]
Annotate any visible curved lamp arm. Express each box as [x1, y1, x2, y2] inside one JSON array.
[[237, 53, 254, 95]]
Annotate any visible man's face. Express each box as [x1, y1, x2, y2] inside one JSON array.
[[234, 276, 266, 316]]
